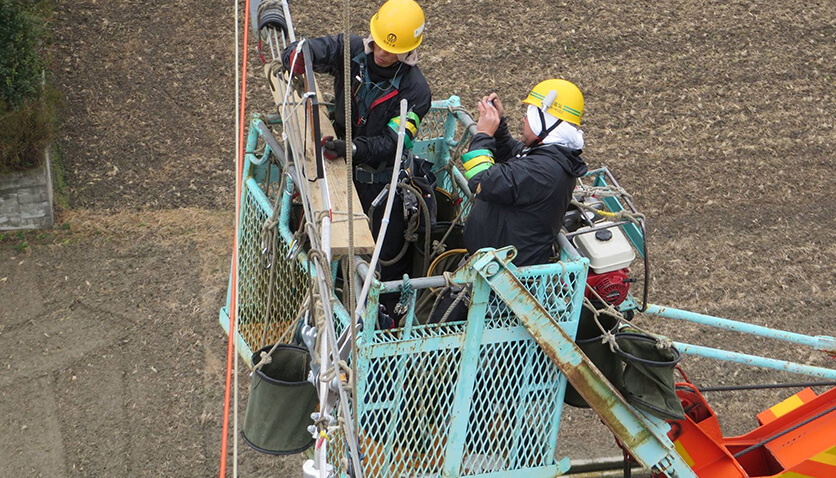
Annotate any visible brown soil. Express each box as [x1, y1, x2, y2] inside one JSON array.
[[1, 0, 834, 476]]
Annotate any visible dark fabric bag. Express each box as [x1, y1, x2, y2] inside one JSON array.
[[427, 285, 470, 324], [615, 332, 686, 421], [564, 307, 624, 408], [241, 344, 318, 455]]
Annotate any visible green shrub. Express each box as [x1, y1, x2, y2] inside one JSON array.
[[0, 0, 57, 173]]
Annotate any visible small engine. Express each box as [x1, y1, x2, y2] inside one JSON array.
[[585, 268, 631, 306], [572, 221, 637, 306]]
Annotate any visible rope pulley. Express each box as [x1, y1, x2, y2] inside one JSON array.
[[257, 0, 289, 34]]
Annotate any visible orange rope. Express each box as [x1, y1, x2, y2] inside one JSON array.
[[220, 0, 251, 475]]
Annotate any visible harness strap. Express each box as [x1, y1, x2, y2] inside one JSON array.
[[355, 165, 395, 184]]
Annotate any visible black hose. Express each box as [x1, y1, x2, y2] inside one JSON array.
[[733, 403, 836, 458], [368, 182, 431, 273], [699, 382, 836, 393], [399, 182, 432, 276]]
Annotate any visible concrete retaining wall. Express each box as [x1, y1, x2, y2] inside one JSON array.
[[0, 148, 54, 231]]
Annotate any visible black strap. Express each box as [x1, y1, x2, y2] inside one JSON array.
[[537, 108, 562, 142], [355, 166, 395, 184]]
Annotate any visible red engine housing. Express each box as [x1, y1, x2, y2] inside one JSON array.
[[585, 268, 631, 305]]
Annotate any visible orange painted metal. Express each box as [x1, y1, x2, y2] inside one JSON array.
[[658, 385, 836, 478], [756, 388, 818, 426], [661, 383, 748, 478], [726, 386, 836, 477]]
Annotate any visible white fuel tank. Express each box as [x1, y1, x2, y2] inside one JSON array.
[[572, 222, 636, 273]]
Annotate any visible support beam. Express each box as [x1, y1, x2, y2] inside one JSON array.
[[264, 63, 375, 255]]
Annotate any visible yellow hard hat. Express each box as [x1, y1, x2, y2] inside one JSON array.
[[369, 0, 425, 54], [522, 79, 584, 125]]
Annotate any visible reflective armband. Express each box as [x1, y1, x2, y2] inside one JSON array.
[[388, 111, 421, 149], [461, 148, 495, 179]]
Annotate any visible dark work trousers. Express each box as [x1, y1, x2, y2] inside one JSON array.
[[356, 181, 412, 315]]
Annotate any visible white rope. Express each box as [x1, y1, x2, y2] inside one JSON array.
[[269, 23, 365, 478], [575, 180, 633, 199], [354, 99, 409, 322]]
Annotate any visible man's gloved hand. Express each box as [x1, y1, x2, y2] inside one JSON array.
[[321, 136, 347, 160], [287, 50, 306, 75]]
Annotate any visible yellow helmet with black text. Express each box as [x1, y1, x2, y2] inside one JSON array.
[[369, 0, 425, 54], [522, 79, 584, 125]]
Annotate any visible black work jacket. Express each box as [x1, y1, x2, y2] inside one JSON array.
[[282, 34, 432, 169], [464, 118, 588, 266]]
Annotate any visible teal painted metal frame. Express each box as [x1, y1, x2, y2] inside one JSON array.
[[460, 247, 698, 478], [353, 248, 587, 477], [220, 103, 836, 477], [221, 98, 471, 364], [579, 166, 836, 380]]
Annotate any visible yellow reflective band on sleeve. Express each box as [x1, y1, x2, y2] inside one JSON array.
[[464, 161, 492, 180], [387, 118, 415, 149], [462, 154, 494, 170], [461, 149, 495, 179], [388, 117, 419, 138], [461, 148, 494, 163]]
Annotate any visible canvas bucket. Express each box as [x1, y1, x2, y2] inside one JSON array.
[[241, 344, 318, 454]]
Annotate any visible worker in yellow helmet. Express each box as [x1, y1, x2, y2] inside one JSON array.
[[281, 0, 432, 311], [461, 79, 589, 265]]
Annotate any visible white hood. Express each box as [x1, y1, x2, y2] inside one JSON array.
[[526, 104, 585, 150]]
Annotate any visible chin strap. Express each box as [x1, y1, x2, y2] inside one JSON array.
[[536, 89, 562, 143]]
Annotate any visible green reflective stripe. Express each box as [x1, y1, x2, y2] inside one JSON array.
[[388, 119, 416, 149], [563, 105, 581, 117], [464, 161, 492, 179], [388, 118, 418, 139], [462, 148, 493, 162], [388, 115, 420, 131]]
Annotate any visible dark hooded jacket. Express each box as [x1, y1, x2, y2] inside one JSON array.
[[281, 34, 431, 170], [464, 118, 588, 266], [281, 33, 432, 286]]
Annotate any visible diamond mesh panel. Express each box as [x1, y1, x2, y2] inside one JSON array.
[[226, 102, 586, 476], [236, 182, 309, 353], [358, 347, 462, 478], [485, 269, 581, 330], [414, 101, 474, 228], [415, 108, 450, 142], [461, 339, 563, 475], [352, 263, 583, 477]]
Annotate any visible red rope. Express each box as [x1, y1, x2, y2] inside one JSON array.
[[220, 0, 251, 475]]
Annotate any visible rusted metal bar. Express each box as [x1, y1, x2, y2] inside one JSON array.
[[459, 247, 698, 478]]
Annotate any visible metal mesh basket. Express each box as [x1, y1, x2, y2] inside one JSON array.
[[221, 97, 473, 361], [222, 98, 587, 476], [348, 261, 585, 477]]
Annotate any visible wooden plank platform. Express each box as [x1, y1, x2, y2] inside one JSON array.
[[265, 63, 376, 255]]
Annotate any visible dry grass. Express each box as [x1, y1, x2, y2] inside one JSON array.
[[59, 208, 234, 282]]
